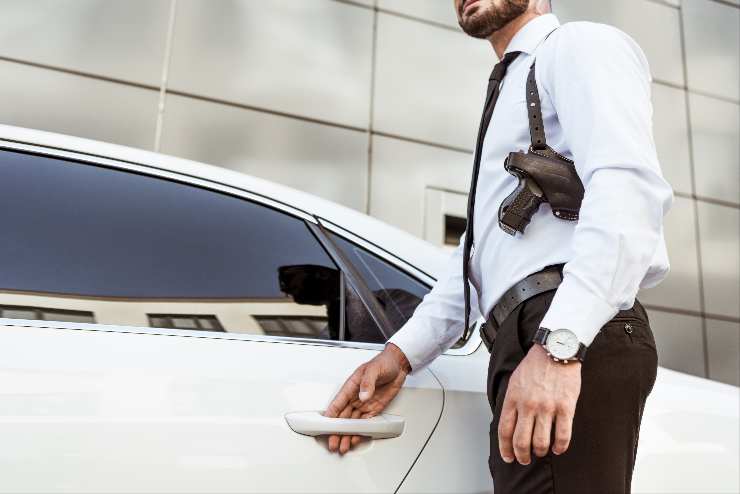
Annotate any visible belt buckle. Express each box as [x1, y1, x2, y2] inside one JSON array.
[[479, 317, 499, 352]]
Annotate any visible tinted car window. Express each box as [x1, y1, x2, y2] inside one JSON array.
[[329, 233, 431, 336], [0, 150, 383, 342]]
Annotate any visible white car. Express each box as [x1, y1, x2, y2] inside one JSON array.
[[0, 125, 737, 494]]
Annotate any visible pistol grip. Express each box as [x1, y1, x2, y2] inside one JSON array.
[[498, 176, 545, 235]]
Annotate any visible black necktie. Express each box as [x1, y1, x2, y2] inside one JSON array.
[[462, 51, 520, 340]]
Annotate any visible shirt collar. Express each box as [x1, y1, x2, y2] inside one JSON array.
[[504, 13, 561, 56]]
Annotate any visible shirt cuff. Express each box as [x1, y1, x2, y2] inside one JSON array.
[[387, 318, 439, 374], [539, 274, 619, 346]]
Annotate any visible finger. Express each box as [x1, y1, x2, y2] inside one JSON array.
[[497, 399, 517, 464], [532, 413, 553, 458], [373, 371, 406, 408], [352, 371, 406, 414], [344, 409, 363, 452], [329, 405, 354, 453], [325, 367, 364, 418], [350, 397, 383, 415], [327, 434, 340, 452], [512, 409, 535, 465], [339, 434, 352, 455], [352, 399, 381, 417], [354, 411, 373, 445], [359, 363, 380, 402], [553, 409, 574, 455]]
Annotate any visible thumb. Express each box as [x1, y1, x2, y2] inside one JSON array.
[[358, 363, 380, 402]]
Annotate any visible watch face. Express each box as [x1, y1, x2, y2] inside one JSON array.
[[546, 329, 580, 360]]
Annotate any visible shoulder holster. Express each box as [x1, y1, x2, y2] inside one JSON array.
[[497, 62, 584, 235]]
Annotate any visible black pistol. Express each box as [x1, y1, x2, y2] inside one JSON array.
[[498, 148, 584, 235]]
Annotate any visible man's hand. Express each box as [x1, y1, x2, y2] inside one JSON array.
[[323, 343, 411, 455], [498, 344, 581, 465]]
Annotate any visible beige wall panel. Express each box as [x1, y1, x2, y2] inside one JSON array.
[[378, 0, 459, 27], [648, 310, 705, 377], [639, 197, 702, 312], [555, 0, 685, 86], [682, 0, 740, 101], [0, 0, 170, 86], [706, 318, 740, 386], [369, 136, 473, 236], [159, 95, 368, 211], [168, 0, 373, 128], [697, 202, 740, 318], [0, 61, 158, 149], [689, 93, 740, 204], [373, 12, 493, 150], [652, 83, 693, 195]]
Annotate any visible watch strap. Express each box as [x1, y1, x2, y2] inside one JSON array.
[[574, 342, 587, 362], [533, 327, 550, 346]]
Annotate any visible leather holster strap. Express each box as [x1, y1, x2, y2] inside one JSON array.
[[526, 62, 547, 150], [480, 267, 563, 352]]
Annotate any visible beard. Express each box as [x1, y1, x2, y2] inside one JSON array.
[[458, 0, 530, 39]]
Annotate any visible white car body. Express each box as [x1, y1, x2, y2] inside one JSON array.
[[0, 125, 737, 493]]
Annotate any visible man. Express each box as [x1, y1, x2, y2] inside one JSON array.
[[324, 0, 672, 492]]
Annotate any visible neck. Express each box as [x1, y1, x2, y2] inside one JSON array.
[[488, 12, 539, 59]]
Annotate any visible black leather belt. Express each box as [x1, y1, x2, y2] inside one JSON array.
[[480, 266, 563, 352]]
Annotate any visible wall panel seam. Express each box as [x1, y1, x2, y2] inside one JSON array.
[[365, 4, 379, 215], [0, 55, 159, 92], [372, 131, 473, 154], [705, 0, 740, 8], [165, 90, 369, 133], [643, 304, 740, 323], [687, 88, 740, 105], [330, 0, 374, 10], [674, 191, 740, 209], [154, 0, 178, 153], [692, 195, 740, 209], [678, 5, 711, 378], [645, 0, 681, 8]]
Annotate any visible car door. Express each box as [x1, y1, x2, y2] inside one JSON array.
[[0, 146, 443, 493]]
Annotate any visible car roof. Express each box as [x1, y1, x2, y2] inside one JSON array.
[[0, 124, 447, 280]]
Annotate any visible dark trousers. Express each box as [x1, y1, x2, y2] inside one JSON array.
[[487, 290, 658, 494]]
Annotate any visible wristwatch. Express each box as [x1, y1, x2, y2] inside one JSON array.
[[532, 327, 587, 363]]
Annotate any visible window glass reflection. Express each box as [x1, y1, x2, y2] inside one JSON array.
[[329, 233, 430, 336], [0, 305, 95, 324], [0, 150, 385, 343]]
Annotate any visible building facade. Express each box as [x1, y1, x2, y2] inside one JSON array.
[[0, 0, 738, 385]]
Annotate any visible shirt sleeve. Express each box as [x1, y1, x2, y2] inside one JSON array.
[[388, 233, 482, 372], [537, 23, 674, 346]]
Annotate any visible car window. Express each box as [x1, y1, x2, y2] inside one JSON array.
[[0, 150, 384, 343], [328, 233, 431, 337]]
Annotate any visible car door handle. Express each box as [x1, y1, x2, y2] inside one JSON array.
[[284, 411, 405, 439]]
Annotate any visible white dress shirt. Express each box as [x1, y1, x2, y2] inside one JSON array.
[[388, 14, 673, 372]]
